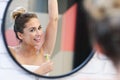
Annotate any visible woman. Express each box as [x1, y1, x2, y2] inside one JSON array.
[[84, 0, 120, 79], [9, 0, 58, 75]]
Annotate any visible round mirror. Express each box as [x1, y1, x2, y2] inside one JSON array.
[[2, 0, 94, 79]]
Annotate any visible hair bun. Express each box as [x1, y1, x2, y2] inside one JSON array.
[[83, 0, 114, 20], [12, 7, 26, 20]]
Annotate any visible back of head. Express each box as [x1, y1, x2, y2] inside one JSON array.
[[84, 0, 120, 67]]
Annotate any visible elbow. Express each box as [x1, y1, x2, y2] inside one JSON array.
[[54, 17, 58, 21], [50, 16, 58, 22]]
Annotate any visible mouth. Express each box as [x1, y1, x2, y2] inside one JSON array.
[[34, 38, 41, 43]]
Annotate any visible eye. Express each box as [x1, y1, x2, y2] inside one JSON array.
[[38, 25, 42, 30], [30, 28, 35, 32]]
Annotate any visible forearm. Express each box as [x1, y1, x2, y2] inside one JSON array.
[[48, 0, 58, 21]]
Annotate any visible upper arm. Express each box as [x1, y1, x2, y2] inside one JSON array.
[[42, 19, 58, 55]]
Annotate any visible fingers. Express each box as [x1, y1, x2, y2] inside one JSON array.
[[35, 61, 54, 75], [43, 61, 54, 71]]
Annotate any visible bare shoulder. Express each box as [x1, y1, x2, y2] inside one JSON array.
[[8, 46, 15, 51], [8, 46, 17, 55]]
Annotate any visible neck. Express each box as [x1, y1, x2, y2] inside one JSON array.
[[18, 43, 41, 57]]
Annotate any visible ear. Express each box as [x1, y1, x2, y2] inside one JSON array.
[[17, 32, 23, 40], [93, 42, 103, 53]]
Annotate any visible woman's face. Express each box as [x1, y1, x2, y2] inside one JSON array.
[[20, 18, 45, 49]]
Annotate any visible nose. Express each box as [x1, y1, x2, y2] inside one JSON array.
[[36, 29, 42, 36]]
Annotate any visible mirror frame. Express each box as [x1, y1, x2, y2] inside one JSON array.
[[1, 0, 94, 79]]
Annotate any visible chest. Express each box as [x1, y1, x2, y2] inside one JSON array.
[[14, 52, 47, 66]]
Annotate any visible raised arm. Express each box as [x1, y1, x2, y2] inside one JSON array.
[[43, 0, 58, 55]]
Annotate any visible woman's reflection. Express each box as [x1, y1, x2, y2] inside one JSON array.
[[8, 0, 58, 75]]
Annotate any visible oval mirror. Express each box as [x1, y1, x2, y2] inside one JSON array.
[[2, 0, 94, 79]]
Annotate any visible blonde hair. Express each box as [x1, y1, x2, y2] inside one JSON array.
[[11, 7, 26, 20], [83, 0, 120, 20]]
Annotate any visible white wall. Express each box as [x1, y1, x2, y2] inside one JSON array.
[[0, 0, 118, 80]]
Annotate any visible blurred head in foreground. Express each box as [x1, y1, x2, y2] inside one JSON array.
[[84, 0, 120, 72]]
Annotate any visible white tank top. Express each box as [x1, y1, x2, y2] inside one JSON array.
[[22, 65, 49, 76]]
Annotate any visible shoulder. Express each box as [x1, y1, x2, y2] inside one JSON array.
[[8, 46, 17, 55], [8, 46, 15, 51]]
